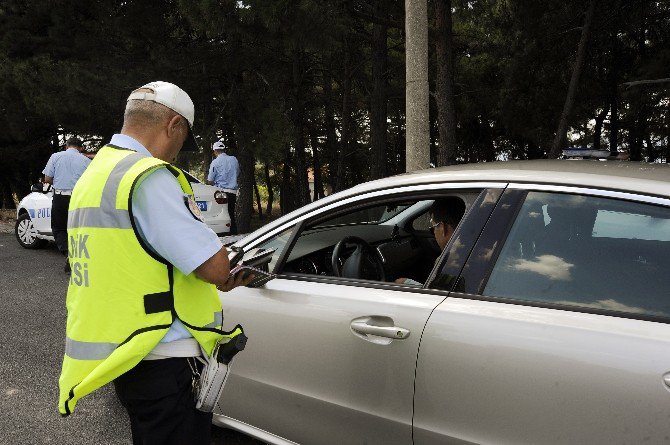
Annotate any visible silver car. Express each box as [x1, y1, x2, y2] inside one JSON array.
[[215, 160, 670, 445]]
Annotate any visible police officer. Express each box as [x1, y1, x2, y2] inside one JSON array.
[[58, 81, 252, 444], [207, 141, 240, 234], [42, 136, 90, 272]]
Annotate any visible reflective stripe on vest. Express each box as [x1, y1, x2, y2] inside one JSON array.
[[65, 312, 223, 360], [68, 152, 144, 229]]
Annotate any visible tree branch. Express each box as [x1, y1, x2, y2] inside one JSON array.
[[621, 78, 670, 88]]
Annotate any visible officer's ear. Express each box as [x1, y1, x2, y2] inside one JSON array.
[[166, 114, 184, 139]]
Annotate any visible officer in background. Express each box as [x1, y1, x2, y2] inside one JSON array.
[[58, 81, 252, 444], [207, 141, 240, 234], [42, 137, 90, 272]]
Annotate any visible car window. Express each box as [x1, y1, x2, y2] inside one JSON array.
[[483, 191, 670, 319], [255, 227, 295, 273], [314, 203, 411, 228], [411, 211, 432, 231], [282, 201, 413, 279], [277, 193, 478, 286]]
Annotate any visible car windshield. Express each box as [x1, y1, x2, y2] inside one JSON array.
[[313, 203, 411, 228]]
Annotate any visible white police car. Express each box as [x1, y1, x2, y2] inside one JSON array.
[[15, 173, 231, 249]]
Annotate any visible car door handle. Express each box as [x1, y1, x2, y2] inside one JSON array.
[[350, 319, 410, 339]]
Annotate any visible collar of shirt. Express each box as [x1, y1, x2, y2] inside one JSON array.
[[65, 148, 80, 154], [109, 134, 153, 158]]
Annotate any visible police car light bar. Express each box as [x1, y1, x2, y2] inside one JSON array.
[[562, 148, 612, 159]]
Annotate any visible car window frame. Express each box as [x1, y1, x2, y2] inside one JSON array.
[[457, 182, 670, 324], [241, 182, 507, 293]]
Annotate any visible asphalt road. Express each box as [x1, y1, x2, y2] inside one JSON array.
[[0, 232, 263, 445]]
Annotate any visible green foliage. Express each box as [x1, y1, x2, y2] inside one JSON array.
[[1, 0, 668, 212]]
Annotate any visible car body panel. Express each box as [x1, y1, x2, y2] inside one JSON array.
[[218, 278, 446, 445], [17, 189, 54, 240], [181, 171, 232, 235], [190, 182, 231, 235], [413, 297, 670, 444]]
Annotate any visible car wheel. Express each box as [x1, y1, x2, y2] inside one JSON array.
[[15, 213, 47, 249]]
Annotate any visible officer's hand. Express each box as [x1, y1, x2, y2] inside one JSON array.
[[217, 271, 255, 292]]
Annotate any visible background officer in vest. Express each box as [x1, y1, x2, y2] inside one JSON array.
[[207, 140, 240, 234], [60, 81, 252, 444], [42, 136, 90, 272]]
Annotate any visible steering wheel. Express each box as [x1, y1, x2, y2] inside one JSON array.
[[331, 236, 386, 281]]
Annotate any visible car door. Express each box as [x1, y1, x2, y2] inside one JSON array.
[[215, 185, 503, 444], [30, 190, 54, 235], [413, 185, 670, 444]]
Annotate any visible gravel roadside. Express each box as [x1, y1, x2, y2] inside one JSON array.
[[0, 221, 263, 444], [0, 209, 14, 234]]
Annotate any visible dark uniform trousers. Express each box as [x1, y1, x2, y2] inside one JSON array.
[[226, 192, 237, 235], [51, 193, 70, 256], [113, 358, 212, 445]]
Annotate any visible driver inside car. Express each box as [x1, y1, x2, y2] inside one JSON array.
[[395, 197, 466, 286]]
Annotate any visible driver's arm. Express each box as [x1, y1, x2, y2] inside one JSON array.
[[395, 277, 422, 286]]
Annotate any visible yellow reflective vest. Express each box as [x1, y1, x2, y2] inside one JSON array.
[[58, 145, 241, 416]]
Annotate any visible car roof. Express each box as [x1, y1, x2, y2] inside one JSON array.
[[238, 160, 670, 246], [354, 160, 670, 198]]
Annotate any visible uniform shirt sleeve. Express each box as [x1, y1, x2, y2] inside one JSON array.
[[42, 154, 56, 177], [131, 168, 223, 276], [207, 159, 216, 182]]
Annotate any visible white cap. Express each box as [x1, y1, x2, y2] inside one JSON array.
[[127, 81, 198, 151], [212, 141, 225, 151]]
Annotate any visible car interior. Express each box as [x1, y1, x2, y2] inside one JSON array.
[[277, 191, 480, 285]]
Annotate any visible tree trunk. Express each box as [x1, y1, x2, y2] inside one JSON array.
[[405, 0, 430, 171], [609, 97, 619, 156], [370, 0, 389, 180], [593, 108, 607, 150], [528, 141, 542, 160], [292, 49, 310, 207], [336, 41, 352, 192], [253, 176, 263, 220], [280, 144, 293, 215], [310, 126, 323, 201], [435, 0, 457, 166], [199, 63, 214, 180], [391, 108, 406, 174], [0, 174, 13, 209], [550, 0, 597, 158], [235, 143, 254, 234], [608, 31, 620, 157], [264, 162, 274, 217], [646, 136, 656, 163], [323, 71, 338, 193], [629, 103, 648, 162]]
